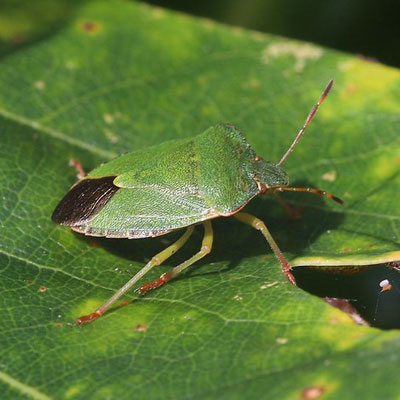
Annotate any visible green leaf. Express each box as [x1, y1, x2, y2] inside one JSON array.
[[0, 1, 400, 399]]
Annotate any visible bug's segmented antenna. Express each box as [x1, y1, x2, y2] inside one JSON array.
[[277, 79, 334, 167], [272, 186, 344, 205]]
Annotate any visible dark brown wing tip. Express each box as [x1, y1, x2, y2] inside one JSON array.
[[52, 176, 119, 226]]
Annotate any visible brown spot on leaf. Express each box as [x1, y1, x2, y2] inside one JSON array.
[[38, 286, 48, 293], [80, 21, 100, 34], [53, 323, 64, 328], [119, 300, 130, 308], [135, 324, 148, 332], [301, 386, 325, 400]]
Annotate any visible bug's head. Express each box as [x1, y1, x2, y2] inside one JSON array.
[[252, 158, 289, 189]]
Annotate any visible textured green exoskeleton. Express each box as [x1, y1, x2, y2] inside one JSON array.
[[56, 124, 288, 238], [52, 80, 342, 325]]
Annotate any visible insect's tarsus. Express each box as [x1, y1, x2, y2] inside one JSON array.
[[277, 79, 334, 167]]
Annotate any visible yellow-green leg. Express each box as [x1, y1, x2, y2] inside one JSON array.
[[76, 226, 195, 325], [137, 220, 214, 295], [233, 212, 296, 285]]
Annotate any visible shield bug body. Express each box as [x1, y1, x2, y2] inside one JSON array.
[[52, 80, 342, 325]]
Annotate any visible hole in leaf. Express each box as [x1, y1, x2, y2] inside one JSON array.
[[294, 263, 400, 330]]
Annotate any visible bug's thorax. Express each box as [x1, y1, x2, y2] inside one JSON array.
[[251, 155, 289, 193]]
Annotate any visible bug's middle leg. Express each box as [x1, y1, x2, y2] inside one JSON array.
[[233, 212, 296, 285], [76, 226, 194, 325], [137, 220, 214, 295]]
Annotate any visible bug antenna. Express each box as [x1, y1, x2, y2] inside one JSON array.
[[272, 186, 344, 205], [277, 79, 334, 167]]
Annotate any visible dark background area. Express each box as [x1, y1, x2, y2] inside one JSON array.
[[142, 0, 400, 68]]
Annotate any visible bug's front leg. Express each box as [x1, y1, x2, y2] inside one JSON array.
[[233, 212, 296, 285], [137, 221, 213, 295], [69, 159, 87, 179], [272, 192, 300, 219]]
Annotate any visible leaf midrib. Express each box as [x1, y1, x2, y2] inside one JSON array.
[[0, 107, 117, 159]]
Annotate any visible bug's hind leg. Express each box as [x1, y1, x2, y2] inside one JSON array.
[[76, 226, 194, 325], [233, 212, 296, 286], [137, 221, 213, 295]]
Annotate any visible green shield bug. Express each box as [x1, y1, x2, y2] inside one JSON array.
[[52, 80, 343, 325]]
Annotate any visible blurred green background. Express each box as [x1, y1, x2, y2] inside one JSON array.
[[0, 0, 398, 66], [143, 0, 400, 67]]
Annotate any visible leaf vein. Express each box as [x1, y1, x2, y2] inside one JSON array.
[[0, 248, 115, 292], [0, 107, 117, 159], [0, 370, 53, 400]]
